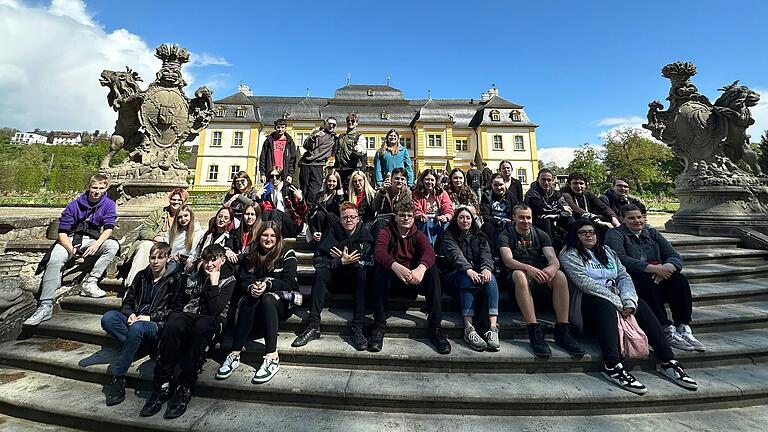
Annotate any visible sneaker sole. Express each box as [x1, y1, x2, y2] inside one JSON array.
[[601, 372, 648, 395], [215, 370, 234, 380], [80, 291, 106, 298], [23, 316, 52, 326], [252, 369, 279, 384], [669, 343, 696, 351]]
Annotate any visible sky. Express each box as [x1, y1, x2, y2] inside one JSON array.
[[1, 0, 766, 167]]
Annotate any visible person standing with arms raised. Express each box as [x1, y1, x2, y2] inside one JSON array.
[[299, 117, 338, 207], [334, 112, 368, 191]]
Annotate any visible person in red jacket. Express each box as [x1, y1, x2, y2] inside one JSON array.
[[371, 200, 450, 354]]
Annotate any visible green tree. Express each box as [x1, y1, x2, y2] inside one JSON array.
[[602, 127, 674, 194], [758, 130, 768, 175], [0, 127, 19, 146], [566, 143, 609, 192]]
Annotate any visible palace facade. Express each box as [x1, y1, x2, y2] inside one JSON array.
[[193, 84, 539, 191]]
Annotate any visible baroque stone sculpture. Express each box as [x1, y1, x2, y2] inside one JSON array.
[[99, 44, 213, 205], [643, 61, 768, 247]]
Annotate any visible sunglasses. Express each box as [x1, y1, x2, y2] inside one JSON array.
[[270, 174, 281, 179], [327, 123, 337, 127]]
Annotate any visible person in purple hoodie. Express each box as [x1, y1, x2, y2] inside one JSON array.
[[24, 174, 120, 326]]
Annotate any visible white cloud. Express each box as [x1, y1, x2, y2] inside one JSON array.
[[595, 116, 646, 127], [537, 147, 579, 167], [0, 0, 227, 132]]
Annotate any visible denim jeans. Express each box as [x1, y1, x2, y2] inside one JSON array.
[[101, 309, 159, 377], [416, 218, 448, 246], [445, 271, 499, 317]]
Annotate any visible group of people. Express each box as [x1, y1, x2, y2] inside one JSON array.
[[21, 116, 706, 420]]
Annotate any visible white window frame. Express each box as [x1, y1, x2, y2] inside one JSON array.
[[490, 110, 501, 121], [399, 137, 412, 149], [208, 164, 219, 181], [514, 135, 525, 151], [230, 165, 241, 180], [215, 108, 226, 117], [212, 131, 222, 147], [233, 131, 244, 147], [235, 108, 246, 118], [366, 136, 377, 150], [454, 138, 468, 152], [427, 134, 443, 148], [511, 110, 522, 122], [517, 168, 527, 184], [492, 135, 503, 151]]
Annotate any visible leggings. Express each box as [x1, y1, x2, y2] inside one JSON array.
[[581, 294, 674, 367], [232, 293, 290, 354]]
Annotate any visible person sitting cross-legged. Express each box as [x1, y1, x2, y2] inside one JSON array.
[[498, 204, 584, 358], [371, 200, 450, 354], [141, 244, 237, 420], [100, 242, 185, 407], [293, 201, 375, 350], [25, 174, 120, 326]]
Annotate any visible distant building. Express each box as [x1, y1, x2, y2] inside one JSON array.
[[11, 132, 48, 144], [194, 84, 539, 191], [48, 132, 82, 145]]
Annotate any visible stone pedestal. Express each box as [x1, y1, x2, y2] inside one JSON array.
[[666, 181, 768, 249]]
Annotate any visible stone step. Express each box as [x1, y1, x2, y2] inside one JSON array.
[[680, 247, 768, 265], [662, 233, 741, 250], [0, 344, 766, 416], [682, 262, 768, 283], [17, 310, 768, 373], [0, 414, 79, 432], [2, 368, 768, 431], [691, 279, 768, 305]]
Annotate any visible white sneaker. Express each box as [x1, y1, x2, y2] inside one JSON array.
[[23, 304, 53, 326], [215, 352, 240, 380], [80, 278, 106, 298], [602, 362, 647, 395], [658, 359, 698, 390], [252, 356, 280, 384], [677, 324, 705, 352], [664, 325, 694, 351]]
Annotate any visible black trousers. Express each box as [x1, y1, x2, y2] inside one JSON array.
[[155, 312, 220, 387], [581, 294, 674, 366], [337, 169, 355, 194], [299, 164, 324, 208], [232, 293, 289, 354], [309, 266, 367, 329], [533, 215, 574, 250], [629, 271, 692, 327], [373, 264, 443, 329], [309, 209, 340, 235], [480, 222, 502, 256], [263, 209, 300, 238]]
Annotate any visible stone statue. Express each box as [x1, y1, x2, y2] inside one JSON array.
[[643, 61, 768, 249], [643, 61, 763, 183], [99, 44, 213, 205]]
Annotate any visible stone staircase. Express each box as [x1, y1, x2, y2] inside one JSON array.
[[1, 232, 768, 431]]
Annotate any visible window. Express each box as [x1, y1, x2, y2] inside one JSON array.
[[514, 135, 525, 151], [366, 136, 377, 149], [517, 168, 527, 184], [233, 131, 243, 147], [454, 139, 468, 152], [235, 107, 246, 117], [511, 110, 522, 122], [296, 132, 309, 147], [230, 165, 241, 179], [212, 131, 222, 147], [208, 165, 219, 181], [399, 137, 412, 149], [381, 110, 389, 120], [215, 107, 226, 117], [492, 135, 503, 151], [427, 134, 443, 148], [490, 110, 501, 121]]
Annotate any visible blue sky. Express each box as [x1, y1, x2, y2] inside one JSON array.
[[2, 0, 766, 165]]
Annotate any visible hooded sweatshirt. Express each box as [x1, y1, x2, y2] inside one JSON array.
[[600, 188, 647, 218], [559, 185, 616, 220], [374, 221, 435, 270], [525, 181, 566, 218], [314, 222, 375, 270], [58, 192, 117, 235]]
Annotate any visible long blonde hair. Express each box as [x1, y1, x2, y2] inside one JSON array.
[[168, 205, 196, 253], [347, 170, 375, 204]]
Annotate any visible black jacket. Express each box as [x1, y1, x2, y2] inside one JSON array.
[[525, 182, 566, 218], [239, 249, 299, 295], [121, 261, 185, 330], [600, 188, 647, 218], [560, 186, 616, 220], [314, 222, 375, 270], [177, 263, 237, 324], [259, 133, 297, 179], [466, 168, 483, 191], [480, 187, 520, 227], [440, 228, 494, 273]]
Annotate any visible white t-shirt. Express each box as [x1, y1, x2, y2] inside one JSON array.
[[585, 249, 618, 290]]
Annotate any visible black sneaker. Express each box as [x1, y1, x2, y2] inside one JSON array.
[[603, 362, 647, 395], [429, 327, 451, 355], [105, 376, 126, 406], [527, 323, 551, 358], [553, 323, 585, 358], [140, 384, 171, 417], [292, 325, 320, 348], [658, 359, 698, 390], [368, 327, 385, 352], [350, 326, 368, 351], [164, 385, 192, 419]]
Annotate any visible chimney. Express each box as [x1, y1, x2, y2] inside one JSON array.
[[480, 92, 491, 102], [238, 83, 253, 96]]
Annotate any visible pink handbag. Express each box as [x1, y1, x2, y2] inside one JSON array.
[[617, 312, 649, 359]]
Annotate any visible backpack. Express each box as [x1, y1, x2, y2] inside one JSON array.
[[617, 312, 649, 359]]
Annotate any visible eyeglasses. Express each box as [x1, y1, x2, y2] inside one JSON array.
[[341, 215, 359, 221], [397, 214, 414, 220], [235, 179, 248, 184], [577, 230, 596, 237], [347, 120, 355, 124]]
